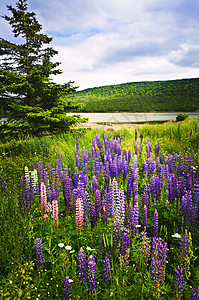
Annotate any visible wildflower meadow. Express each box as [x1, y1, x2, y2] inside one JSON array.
[[0, 118, 199, 299]]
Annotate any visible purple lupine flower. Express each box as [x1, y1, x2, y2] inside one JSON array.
[[25, 186, 32, 215], [73, 167, 78, 189], [151, 237, 167, 297], [140, 132, 143, 143], [36, 238, 43, 270], [101, 197, 108, 223], [193, 181, 199, 218], [113, 223, 120, 256], [90, 175, 98, 194], [133, 138, 138, 155], [122, 159, 128, 183], [138, 140, 142, 158], [119, 227, 130, 257], [181, 190, 193, 228], [155, 143, 160, 156], [117, 155, 122, 177], [83, 191, 91, 226], [119, 227, 130, 269], [150, 175, 156, 203], [133, 183, 138, 204], [173, 266, 185, 299], [63, 176, 72, 212], [195, 122, 198, 132], [153, 209, 158, 237], [54, 170, 61, 199], [140, 231, 151, 262], [95, 189, 101, 222], [76, 134, 79, 152], [87, 255, 96, 295], [179, 231, 192, 277], [128, 202, 133, 231], [19, 190, 25, 216], [177, 177, 185, 201], [104, 134, 109, 150], [111, 158, 118, 179], [83, 147, 88, 165], [128, 149, 131, 163], [90, 202, 97, 229], [64, 276, 72, 299], [96, 134, 103, 150], [145, 139, 152, 158], [192, 286, 199, 299], [122, 148, 127, 160], [103, 253, 111, 281], [43, 168, 49, 186], [142, 191, 148, 208], [143, 204, 148, 232], [135, 129, 137, 141], [156, 157, 162, 174], [184, 156, 193, 175], [127, 174, 132, 201], [78, 247, 86, 283], [1, 178, 6, 192], [186, 172, 192, 191], [176, 154, 184, 177], [150, 238, 161, 287], [63, 165, 68, 177]]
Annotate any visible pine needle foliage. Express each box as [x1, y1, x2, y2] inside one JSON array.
[[0, 0, 86, 140]]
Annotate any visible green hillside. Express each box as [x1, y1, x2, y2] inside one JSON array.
[[65, 78, 199, 112]]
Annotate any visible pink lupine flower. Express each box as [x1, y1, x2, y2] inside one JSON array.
[[52, 190, 59, 230], [76, 197, 84, 234], [40, 182, 47, 220]]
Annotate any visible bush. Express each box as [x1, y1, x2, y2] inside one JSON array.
[[176, 113, 188, 122]]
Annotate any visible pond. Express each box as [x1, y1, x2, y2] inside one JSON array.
[[67, 112, 199, 124]]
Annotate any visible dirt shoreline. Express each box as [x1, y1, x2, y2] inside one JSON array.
[[76, 123, 143, 131]]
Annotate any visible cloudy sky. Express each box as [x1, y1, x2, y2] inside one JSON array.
[[1, 0, 199, 90]]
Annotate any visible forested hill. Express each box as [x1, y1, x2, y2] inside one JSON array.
[[65, 78, 199, 112]]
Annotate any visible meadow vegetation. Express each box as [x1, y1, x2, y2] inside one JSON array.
[[0, 117, 199, 299]]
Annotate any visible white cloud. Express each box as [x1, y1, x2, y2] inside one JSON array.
[[1, 0, 199, 89]]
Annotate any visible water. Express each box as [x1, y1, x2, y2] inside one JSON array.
[[67, 112, 199, 124]]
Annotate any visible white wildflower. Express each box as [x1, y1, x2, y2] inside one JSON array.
[[65, 245, 72, 250]]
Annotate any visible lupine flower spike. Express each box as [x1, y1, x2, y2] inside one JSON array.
[[64, 276, 72, 299], [78, 247, 86, 283], [76, 197, 84, 234], [36, 238, 43, 270], [87, 255, 96, 295], [173, 266, 185, 300]]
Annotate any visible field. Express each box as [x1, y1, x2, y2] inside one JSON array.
[[65, 78, 199, 112], [0, 117, 199, 299]]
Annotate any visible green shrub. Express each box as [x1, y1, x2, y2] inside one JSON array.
[[176, 113, 188, 122]]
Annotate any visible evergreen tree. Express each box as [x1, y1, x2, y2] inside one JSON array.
[[0, 0, 86, 139]]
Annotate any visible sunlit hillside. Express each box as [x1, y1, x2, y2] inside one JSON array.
[[65, 78, 199, 112]]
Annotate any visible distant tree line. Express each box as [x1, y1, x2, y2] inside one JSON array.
[[66, 78, 199, 112]]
